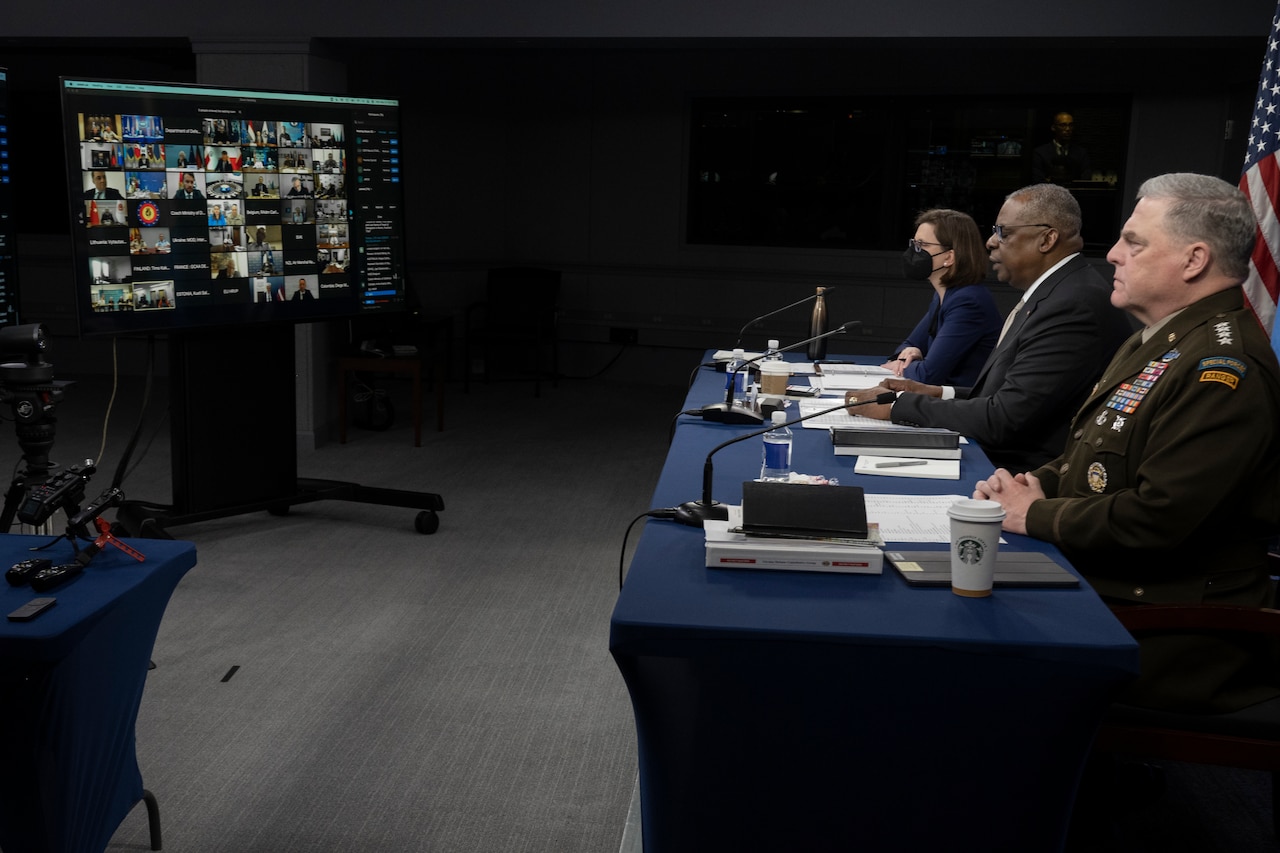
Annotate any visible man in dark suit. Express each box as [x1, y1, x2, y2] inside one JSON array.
[[846, 183, 1132, 471], [172, 172, 204, 201], [290, 279, 315, 300], [1031, 112, 1091, 184], [82, 170, 123, 200], [976, 173, 1280, 713]]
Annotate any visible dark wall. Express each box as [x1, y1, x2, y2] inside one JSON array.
[[4, 0, 1273, 39], [343, 39, 1261, 352], [1, 32, 1269, 378]]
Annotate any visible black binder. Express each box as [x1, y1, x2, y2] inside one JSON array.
[[740, 481, 868, 539], [830, 427, 960, 451]]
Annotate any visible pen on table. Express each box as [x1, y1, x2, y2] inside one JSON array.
[[874, 459, 929, 469]]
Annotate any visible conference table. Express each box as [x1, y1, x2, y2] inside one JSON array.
[[609, 355, 1140, 852], [0, 533, 197, 853]]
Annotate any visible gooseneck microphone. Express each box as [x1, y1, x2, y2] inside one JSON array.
[[675, 391, 897, 527], [734, 285, 839, 349], [701, 321, 862, 424]]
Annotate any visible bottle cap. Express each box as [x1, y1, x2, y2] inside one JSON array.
[[771, 411, 787, 426], [767, 339, 779, 349]]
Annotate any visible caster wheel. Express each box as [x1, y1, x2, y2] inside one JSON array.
[[415, 510, 439, 534]]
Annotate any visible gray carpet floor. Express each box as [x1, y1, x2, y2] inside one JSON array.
[[20, 354, 1279, 852], [31, 361, 681, 853]]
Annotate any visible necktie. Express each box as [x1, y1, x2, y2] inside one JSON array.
[[997, 298, 1026, 346]]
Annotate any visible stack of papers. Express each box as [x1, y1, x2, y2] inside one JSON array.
[[795, 400, 967, 479], [704, 506, 883, 575], [814, 363, 894, 377], [797, 403, 902, 429]]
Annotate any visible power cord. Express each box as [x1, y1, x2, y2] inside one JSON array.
[[619, 507, 679, 590], [92, 337, 119, 468], [108, 335, 157, 492]]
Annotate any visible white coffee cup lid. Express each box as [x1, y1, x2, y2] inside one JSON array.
[[947, 498, 1006, 522]]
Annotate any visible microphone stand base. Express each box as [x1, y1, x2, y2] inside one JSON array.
[[699, 402, 765, 425], [674, 499, 729, 527]]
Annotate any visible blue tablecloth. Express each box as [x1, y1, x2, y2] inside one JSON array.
[[609, 355, 1139, 852], [0, 533, 197, 853]]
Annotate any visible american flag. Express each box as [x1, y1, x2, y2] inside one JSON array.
[[1241, 2, 1280, 352]]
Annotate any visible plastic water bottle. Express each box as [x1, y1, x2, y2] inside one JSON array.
[[725, 347, 747, 399], [760, 411, 793, 481]]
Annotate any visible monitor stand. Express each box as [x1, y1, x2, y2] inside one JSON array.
[[115, 324, 443, 538]]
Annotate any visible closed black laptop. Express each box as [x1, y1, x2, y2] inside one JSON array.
[[740, 481, 868, 539]]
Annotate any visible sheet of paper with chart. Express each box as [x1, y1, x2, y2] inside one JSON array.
[[864, 494, 966, 542], [809, 363, 894, 391], [797, 399, 923, 430], [864, 494, 1007, 544], [816, 363, 895, 377]]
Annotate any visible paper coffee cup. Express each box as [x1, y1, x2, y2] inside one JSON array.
[[759, 361, 791, 396], [947, 498, 1006, 597]]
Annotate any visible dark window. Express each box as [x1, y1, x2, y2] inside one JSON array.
[[688, 96, 1130, 252]]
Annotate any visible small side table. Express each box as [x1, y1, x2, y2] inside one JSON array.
[[337, 356, 442, 446]]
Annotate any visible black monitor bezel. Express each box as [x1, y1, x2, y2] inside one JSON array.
[[0, 68, 18, 329], [59, 76, 408, 337]]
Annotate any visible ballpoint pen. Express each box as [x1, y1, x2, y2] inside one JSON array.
[[874, 459, 929, 469]]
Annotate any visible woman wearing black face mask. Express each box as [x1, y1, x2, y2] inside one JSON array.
[[882, 209, 1001, 386]]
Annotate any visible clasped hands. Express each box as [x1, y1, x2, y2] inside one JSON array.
[[972, 469, 1043, 535]]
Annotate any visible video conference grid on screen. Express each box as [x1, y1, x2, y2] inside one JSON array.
[[63, 80, 406, 335]]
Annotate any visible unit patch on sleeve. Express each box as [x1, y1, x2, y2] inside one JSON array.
[[1198, 356, 1247, 390]]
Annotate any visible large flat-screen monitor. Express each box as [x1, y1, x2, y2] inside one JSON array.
[[59, 77, 407, 337]]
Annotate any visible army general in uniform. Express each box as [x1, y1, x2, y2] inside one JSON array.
[[976, 173, 1280, 713]]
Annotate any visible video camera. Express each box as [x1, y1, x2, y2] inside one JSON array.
[[17, 460, 94, 527], [0, 324, 77, 532], [0, 325, 69, 481]]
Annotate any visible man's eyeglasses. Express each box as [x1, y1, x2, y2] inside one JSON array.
[[907, 238, 951, 253], [991, 223, 1052, 242]]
